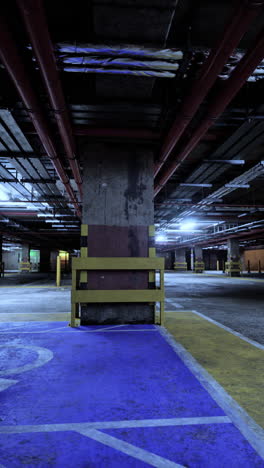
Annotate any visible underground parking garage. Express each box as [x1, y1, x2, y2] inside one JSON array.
[[0, 0, 264, 466]]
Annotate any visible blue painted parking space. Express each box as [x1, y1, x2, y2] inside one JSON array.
[[0, 322, 263, 467]]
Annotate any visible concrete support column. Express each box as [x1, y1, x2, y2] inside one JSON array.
[[39, 249, 51, 273], [227, 239, 241, 276], [0, 234, 3, 276], [81, 142, 154, 324], [190, 248, 194, 271], [174, 248, 187, 271], [194, 246, 204, 273], [21, 244, 30, 262]]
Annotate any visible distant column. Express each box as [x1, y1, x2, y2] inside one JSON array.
[[39, 248, 51, 272], [227, 239, 241, 276], [174, 248, 187, 271], [0, 234, 2, 276], [194, 246, 204, 273], [21, 244, 30, 262]]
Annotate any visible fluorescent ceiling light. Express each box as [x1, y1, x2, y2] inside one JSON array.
[[225, 184, 250, 188], [204, 159, 245, 165], [155, 234, 167, 243], [180, 183, 212, 188], [179, 221, 196, 231]]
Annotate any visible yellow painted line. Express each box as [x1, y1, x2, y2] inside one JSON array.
[[165, 311, 264, 428]]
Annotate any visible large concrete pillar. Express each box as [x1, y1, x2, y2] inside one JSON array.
[[227, 239, 241, 276], [39, 248, 51, 272], [174, 248, 187, 271], [80, 142, 154, 324]]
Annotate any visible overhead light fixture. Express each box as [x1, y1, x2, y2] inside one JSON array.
[[179, 220, 196, 231], [170, 198, 192, 202], [155, 234, 167, 243], [225, 184, 250, 188], [180, 183, 212, 188], [204, 159, 245, 165]]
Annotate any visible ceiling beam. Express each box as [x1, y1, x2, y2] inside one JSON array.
[[0, 14, 81, 217], [155, 26, 264, 195], [18, 0, 83, 198], [154, 0, 264, 179]]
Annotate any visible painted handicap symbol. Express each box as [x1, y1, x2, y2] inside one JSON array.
[[0, 344, 53, 392]]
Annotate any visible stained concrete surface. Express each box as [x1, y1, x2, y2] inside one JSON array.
[[165, 272, 264, 345], [0, 273, 70, 316], [0, 271, 264, 344]]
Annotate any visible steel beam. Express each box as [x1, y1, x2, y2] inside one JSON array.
[[154, 0, 264, 178], [155, 26, 264, 195]]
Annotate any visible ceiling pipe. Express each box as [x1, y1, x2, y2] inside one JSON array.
[[18, 123, 160, 140], [18, 0, 82, 198], [155, 26, 264, 196], [154, 0, 264, 178], [0, 15, 81, 218]]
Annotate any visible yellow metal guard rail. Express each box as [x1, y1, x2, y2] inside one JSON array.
[[71, 256, 165, 327], [174, 261, 187, 270], [225, 261, 241, 274], [194, 261, 205, 273], [19, 261, 31, 272]]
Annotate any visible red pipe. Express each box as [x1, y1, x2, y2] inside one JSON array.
[[155, 26, 264, 196], [0, 15, 81, 218], [18, 0, 82, 197], [154, 0, 264, 178]]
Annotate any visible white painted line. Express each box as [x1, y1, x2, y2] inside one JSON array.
[[0, 378, 18, 392], [166, 299, 264, 351], [190, 310, 264, 351], [166, 298, 184, 308], [0, 416, 231, 433], [78, 428, 185, 468], [0, 329, 158, 334], [0, 344, 53, 376], [94, 324, 126, 332], [158, 326, 264, 460]]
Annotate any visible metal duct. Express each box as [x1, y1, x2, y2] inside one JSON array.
[[154, 0, 264, 178], [63, 67, 176, 78], [0, 14, 81, 217], [58, 43, 183, 60], [62, 56, 180, 71], [18, 0, 83, 198], [155, 26, 264, 196]]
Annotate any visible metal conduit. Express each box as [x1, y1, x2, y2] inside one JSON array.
[[18, 0, 83, 197], [0, 15, 81, 218], [155, 26, 264, 196], [154, 0, 264, 178]]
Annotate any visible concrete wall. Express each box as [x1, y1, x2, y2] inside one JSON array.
[[243, 249, 264, 271], [2, 250, 21, 270]]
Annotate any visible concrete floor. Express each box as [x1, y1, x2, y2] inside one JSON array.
[[165, 272, 264, 345], [1, 271, 263, 344]]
